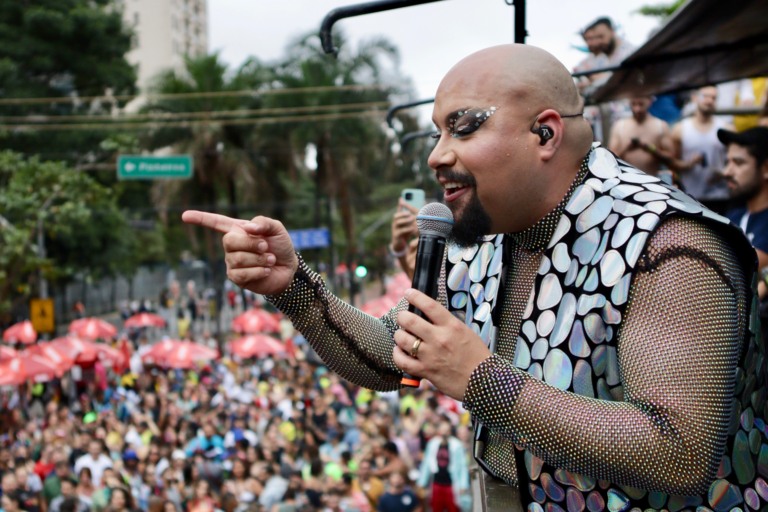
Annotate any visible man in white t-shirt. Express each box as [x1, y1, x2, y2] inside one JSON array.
[[73, 440, 113, 487], [671, 86, 733, 213]]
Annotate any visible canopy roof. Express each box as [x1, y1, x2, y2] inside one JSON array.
[[592, 0, 768, 102]]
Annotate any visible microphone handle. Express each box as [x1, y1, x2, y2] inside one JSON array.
[[401, 234, 446, 388]]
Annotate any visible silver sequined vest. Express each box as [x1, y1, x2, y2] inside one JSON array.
[[446, 146, 759, 510]]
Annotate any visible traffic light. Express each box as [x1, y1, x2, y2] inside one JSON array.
[[354, 264, 368, 279]]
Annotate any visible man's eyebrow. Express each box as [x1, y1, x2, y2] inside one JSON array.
[[433, 107, 472, 128]]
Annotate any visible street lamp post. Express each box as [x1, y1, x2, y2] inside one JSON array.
[[37, 215, 47, 299], [37, 188, 60, 300]]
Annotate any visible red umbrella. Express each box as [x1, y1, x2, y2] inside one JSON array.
[[49, 336, 125, 367], [230, 334, 286, 358], [231, 308, 281, 334], [69, 318, 118, 340], [2, 320, 38, 344], [142, 340, 218, 369], [0, 353, 63, 385], [25, 343, 75, 374], [96, 344, 126, 368], [140, 338, 178, 365], [115, 338, 133, 373], [167, 341, 218, 369], [124, 312, 166, 329], [0, 346, 18, 360]]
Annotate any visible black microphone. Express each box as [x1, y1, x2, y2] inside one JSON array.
[[401, 202, 454, 388]]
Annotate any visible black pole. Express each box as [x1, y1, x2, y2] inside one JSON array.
[[514, 0, 527, 43], [320, 0, 447, 55], [386, 98, 435, 129]]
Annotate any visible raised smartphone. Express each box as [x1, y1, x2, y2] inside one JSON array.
[[400, 188, 425, 211]]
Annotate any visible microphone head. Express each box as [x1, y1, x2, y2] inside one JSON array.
[[416, 203, 453, 238]]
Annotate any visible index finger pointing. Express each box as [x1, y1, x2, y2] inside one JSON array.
[[181, 210, 248, 234]]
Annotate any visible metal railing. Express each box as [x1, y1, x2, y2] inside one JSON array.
[[476, 471, 523, 512], [468, 461, 523, 512]]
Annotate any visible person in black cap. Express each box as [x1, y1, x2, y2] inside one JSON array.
[[718, 126, 768, 297]]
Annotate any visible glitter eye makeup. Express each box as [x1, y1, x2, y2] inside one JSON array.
[[448, 106, 498, 138], [431, 106, 498, 142]]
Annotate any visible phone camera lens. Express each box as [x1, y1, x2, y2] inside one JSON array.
[[405, 193, 413, 200]]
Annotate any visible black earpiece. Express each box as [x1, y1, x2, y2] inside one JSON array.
[[530, 111, 582, 145], [535, 124, 554, 145]]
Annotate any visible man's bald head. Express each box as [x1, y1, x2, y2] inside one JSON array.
[[436, 44, 584, 121], [428, 44, 593, 236]]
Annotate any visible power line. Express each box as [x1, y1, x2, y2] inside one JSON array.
[[26, 139, 403, 161], [0, 101, 390, 123], [0, 84, 389, 106], [1, 110, 386, 131]]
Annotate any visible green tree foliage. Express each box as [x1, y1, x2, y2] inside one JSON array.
[[636, 0, 687, 19], [0, 0, 136, 162], [0, 151, 136, 317], [144, 33, 424, 283], [271, 31, 420, 268]]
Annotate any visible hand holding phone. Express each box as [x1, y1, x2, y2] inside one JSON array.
[[391, 190, 422, 273], [400, 188, 425, 211]]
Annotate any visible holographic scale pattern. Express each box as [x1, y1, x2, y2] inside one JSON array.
[[462, 146, 761, 511]]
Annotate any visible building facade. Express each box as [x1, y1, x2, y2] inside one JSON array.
[[119, 0, 208, 91]]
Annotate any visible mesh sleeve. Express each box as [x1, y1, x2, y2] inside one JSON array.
[[267, 254, 406, 391], [464, 217, 748, 495]]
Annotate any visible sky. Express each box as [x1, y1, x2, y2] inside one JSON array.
[[208, 0, 661, 118]]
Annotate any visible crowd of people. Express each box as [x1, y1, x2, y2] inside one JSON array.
[[0, 323, 473, 512]]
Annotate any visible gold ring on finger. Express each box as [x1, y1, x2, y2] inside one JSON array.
[[410, 338, 422, 358]]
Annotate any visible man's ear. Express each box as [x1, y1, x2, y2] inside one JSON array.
[[531, 109, 564, 160]]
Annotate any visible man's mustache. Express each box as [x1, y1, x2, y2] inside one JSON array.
[[436, 170, 477, 187]]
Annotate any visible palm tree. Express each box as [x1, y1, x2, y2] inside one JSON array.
[[139, 53, 274, 260], [136, 35, 424, 296], [271, 30, 409, 274]]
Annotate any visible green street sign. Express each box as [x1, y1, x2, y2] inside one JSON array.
[[117, 155, 193, 180]]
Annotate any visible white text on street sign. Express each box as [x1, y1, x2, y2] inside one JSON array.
[[117, 155, 193, 180]]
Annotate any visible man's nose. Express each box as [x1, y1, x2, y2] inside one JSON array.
[[427, 135, 456, 170]]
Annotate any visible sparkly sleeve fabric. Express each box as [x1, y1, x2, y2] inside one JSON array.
[[268, 254, 407, 391], [464, 217, 748, 495]]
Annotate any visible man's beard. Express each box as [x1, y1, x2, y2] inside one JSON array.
[[448, 191, 493, 249], [603, 37, 616, 56], [729, 178, 761, 204]]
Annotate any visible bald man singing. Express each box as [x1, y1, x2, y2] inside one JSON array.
[[184, 45, 762, 510]]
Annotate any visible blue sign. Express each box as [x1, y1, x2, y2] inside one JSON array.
[[288, 228, 330, 250]]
